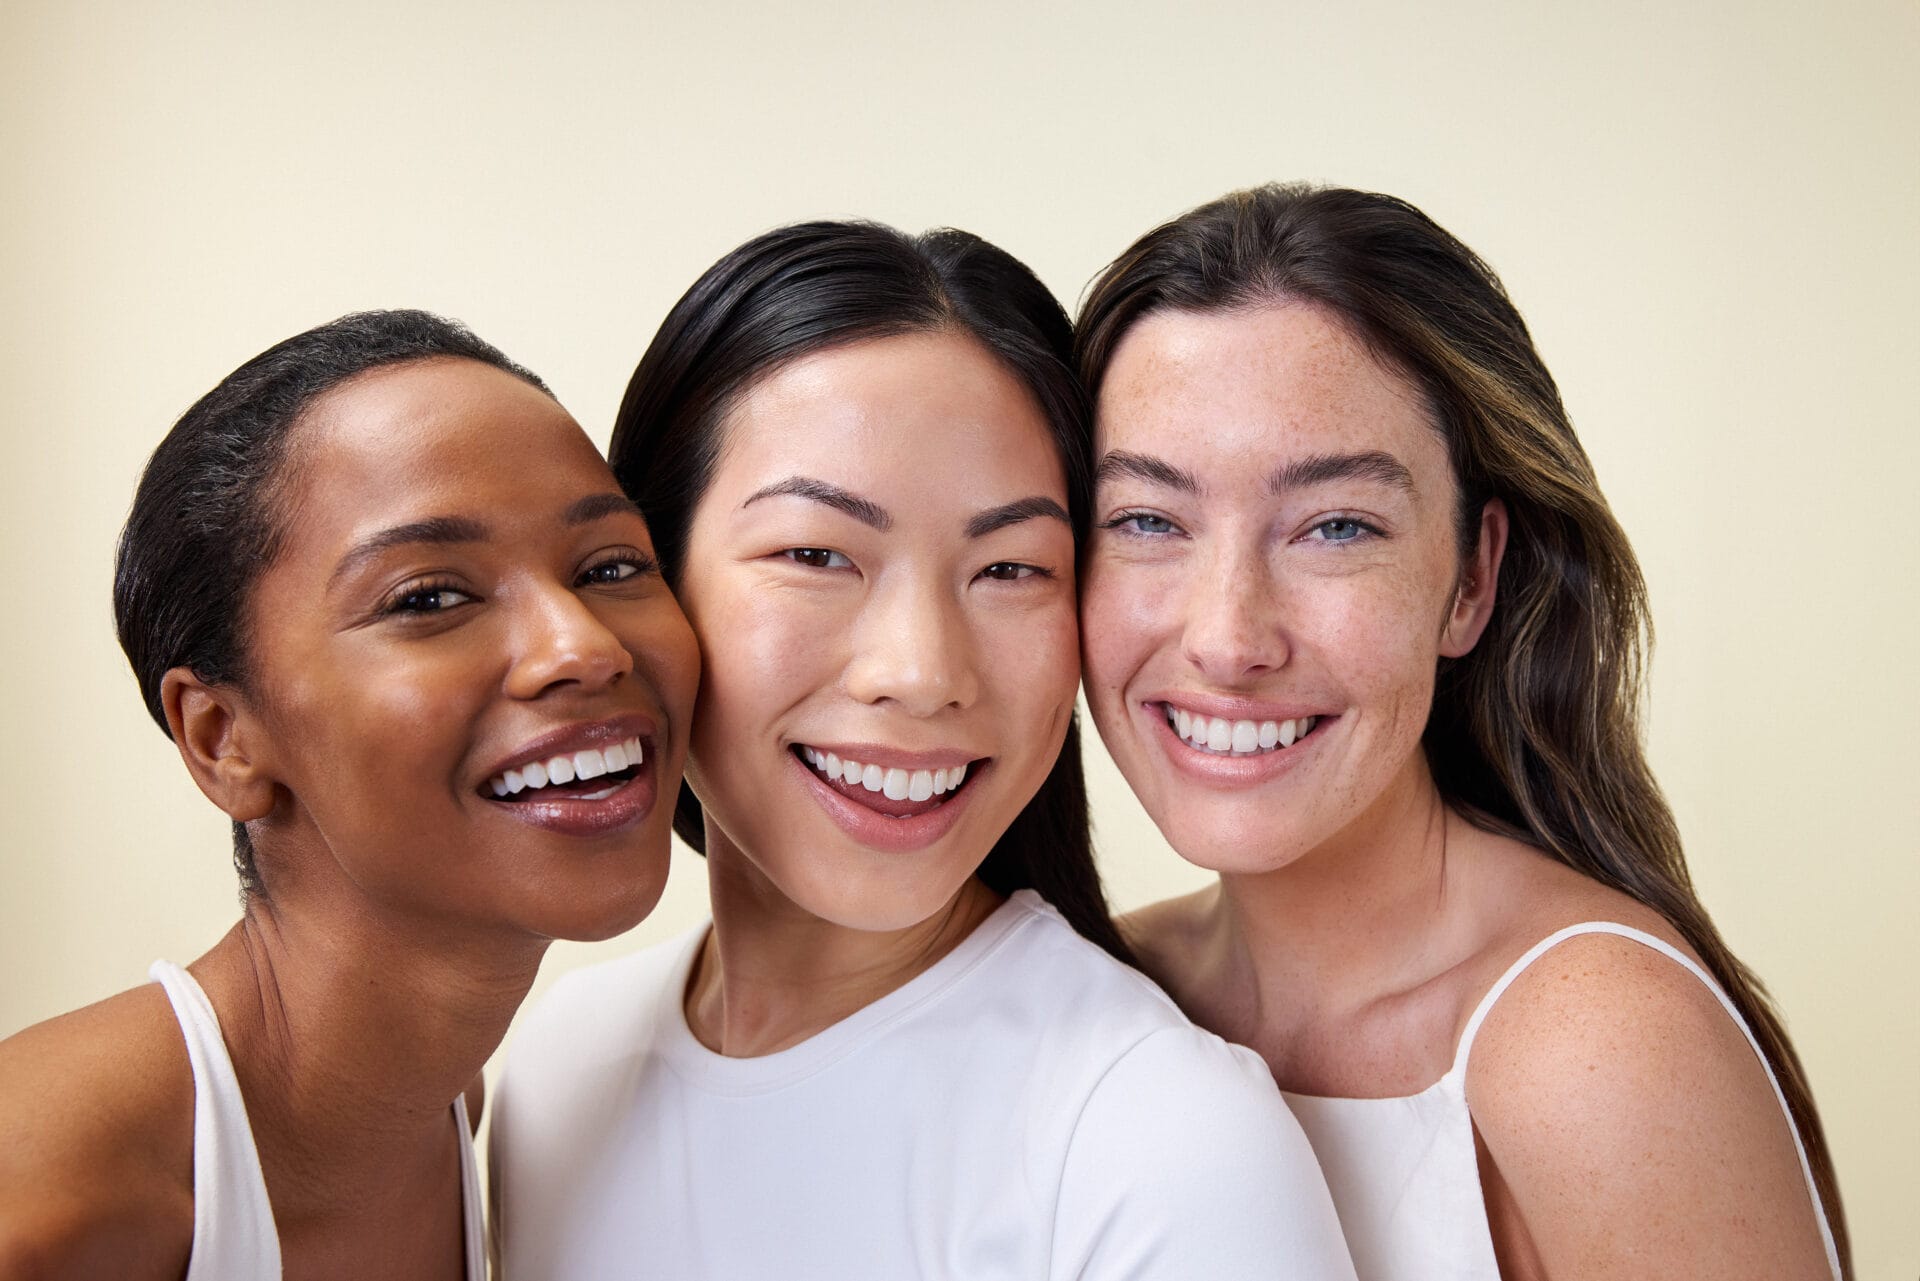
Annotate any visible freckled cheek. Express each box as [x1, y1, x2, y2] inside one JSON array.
[[1078, 568, 1166, 695]]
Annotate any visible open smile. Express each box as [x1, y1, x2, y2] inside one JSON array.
[[1159, 703, 1320, 757], [788, 742, 989, 851], [477, 719, 660, 837]]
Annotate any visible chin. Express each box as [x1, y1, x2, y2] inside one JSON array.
[[1151, 806, 1315, 878]]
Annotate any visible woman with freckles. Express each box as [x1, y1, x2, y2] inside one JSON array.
[[0, 311, 699, 1279], [1076, 185, 1847, 1279], [489, 221, 1356, 1279]]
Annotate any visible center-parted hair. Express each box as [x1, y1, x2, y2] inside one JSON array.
[[1076, 183, 1848, 1273], [113, 309, 549, 896], [608, 220, 1132, 965]]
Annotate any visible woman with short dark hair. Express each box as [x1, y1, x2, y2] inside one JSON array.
[[0, 310, 699, 1278]]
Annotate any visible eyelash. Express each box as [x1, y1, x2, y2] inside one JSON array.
[[379, 554, 655, 616], [1099, 510, 1384, 544], [781, 549, 1052, 582]]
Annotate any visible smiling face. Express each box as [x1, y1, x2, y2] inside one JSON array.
[[1080, 302, 1503, 875], [235, 357, 699, 941], [674, 329, 1080, 931]]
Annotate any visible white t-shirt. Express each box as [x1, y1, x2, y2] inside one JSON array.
[[491, 890, 1355, 1280]]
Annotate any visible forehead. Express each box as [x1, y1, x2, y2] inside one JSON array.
[[1096, 302, 1444, 479], [711, 329, 1066, 501], [281, 357, 612, 552]]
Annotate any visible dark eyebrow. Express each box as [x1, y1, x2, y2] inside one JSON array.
[[331, 515, 487, 586], [965, 496, 1072, 539], [1268, 450, 1415, 495], [564, 492, 645, 526], [740, 476, 892, 530], [1093, 450, 1201, 495]]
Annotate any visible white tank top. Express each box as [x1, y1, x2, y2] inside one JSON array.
[[1279, 923, 1841, 1281], [149, 961, 487, 1280]]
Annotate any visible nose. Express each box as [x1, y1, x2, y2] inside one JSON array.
[[1179, 542, 1290, 684], [504, 582, 634, 700], [843, 578, 980, 716]]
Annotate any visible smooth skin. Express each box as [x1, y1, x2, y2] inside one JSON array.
[[1081, 302, 1832, 1280], [673, 329, 1081, 1056], [0, 358, 699, 1279]]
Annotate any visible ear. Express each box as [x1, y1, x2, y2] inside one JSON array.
[[160, 667, 279, 826], [1440, 498, 1508, 658]]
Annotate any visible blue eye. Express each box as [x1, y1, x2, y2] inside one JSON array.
[[1103, 511, 1179, 536], [1308, 518, 1376, 543], [785, 548, 852, 569]]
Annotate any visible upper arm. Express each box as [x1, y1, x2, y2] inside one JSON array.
[[1051, 1028, 1356, 1281], [0, 1005, 193, 1281], [1466, 933, 1834, 1281]]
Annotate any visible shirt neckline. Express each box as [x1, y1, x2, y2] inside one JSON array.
[[652, 888, 1049, 1095]]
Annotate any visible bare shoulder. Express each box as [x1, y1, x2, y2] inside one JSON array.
[[0, 985, 194, 1279], [1464, 917, 1832, 1278]]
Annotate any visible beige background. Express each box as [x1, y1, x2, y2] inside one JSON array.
[[2, 1, 1914, 1274]]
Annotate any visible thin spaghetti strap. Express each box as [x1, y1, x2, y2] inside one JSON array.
[[1448, 922, 1841, 1281]]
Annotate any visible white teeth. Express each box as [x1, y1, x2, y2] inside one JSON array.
[[1165, 706, 1319, 757], [485, 735, 645, 799], [797, 747, 972, 804]]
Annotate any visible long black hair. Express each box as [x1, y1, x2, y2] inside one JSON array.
[[609, 220, 1133, 965], [114, 309, 549, 896]]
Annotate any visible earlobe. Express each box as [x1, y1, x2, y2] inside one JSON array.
[[1440, 498, 1509, 658], [160, 668, 278, 824]]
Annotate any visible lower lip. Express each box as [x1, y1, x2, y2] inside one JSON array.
[[791, 750, 980, 853], [1150, 706, 1327, 785], [484, 762, 658, 838]]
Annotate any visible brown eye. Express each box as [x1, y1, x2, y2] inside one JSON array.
[[784, 548, 851, 569], [979, 562, 1042, 581]]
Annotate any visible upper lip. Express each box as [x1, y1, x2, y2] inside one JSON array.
[[481, 713, 658, 784], [1148, 693, 1328, 722], [791, 740, 985, 771]]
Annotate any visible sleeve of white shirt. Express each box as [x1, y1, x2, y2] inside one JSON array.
[[1050, 1027, 1357, 1281]]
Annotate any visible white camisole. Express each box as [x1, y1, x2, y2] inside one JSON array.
[[1279, 922, 1841, 1281], [149, 960, 487, 1280]]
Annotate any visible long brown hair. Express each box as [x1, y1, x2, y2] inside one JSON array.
[[1075, 183, 1847, 1272]]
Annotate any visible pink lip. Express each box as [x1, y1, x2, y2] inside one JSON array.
[[1146, 693, 1328, 722], [789, 748, 983, 853], [791, 740, 983, 771], [1146, 701, 1329, 786], [479, 713, 659, 786]]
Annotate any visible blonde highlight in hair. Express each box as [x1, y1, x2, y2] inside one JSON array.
[[1076, 183, 1848, 1274]]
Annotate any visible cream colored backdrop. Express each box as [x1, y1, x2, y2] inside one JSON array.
[[3, 1, 1913, 1273]]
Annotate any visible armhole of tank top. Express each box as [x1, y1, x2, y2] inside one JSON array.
[[1448, 922, 1842, 1281]]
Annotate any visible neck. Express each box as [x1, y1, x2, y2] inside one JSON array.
[[686, 831, 1002, 1057], [191, 890, 544, 1224], [1207, 754, 1465, 1027]]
